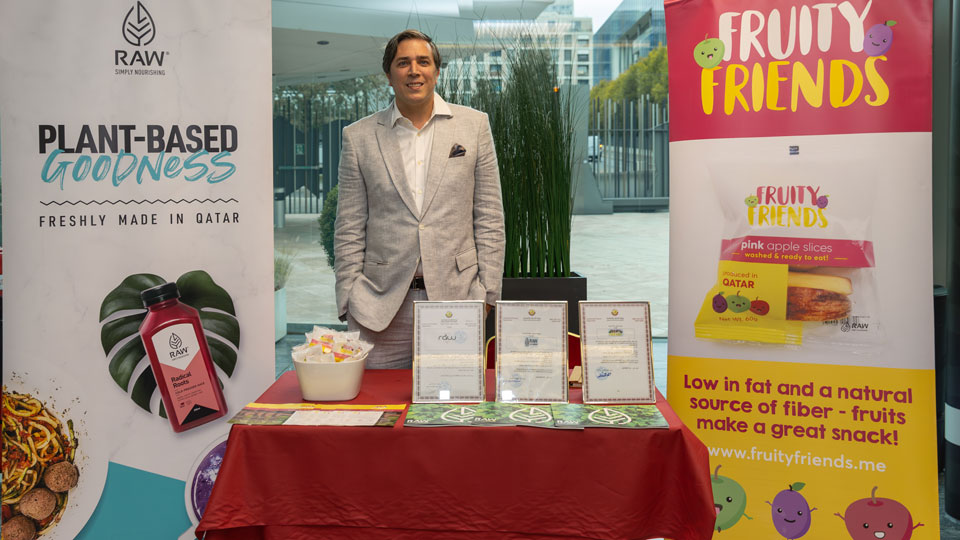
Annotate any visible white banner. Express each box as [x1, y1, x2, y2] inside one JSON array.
[[1, 1, 273, 537]]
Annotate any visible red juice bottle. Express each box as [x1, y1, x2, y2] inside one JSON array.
[[139, 282, 227, 432]]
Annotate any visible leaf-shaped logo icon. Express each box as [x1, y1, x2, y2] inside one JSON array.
[[510, 407, 552, 424], [588, 407, 631, 425], [611, 309, 619, 316], [169, 333, 183, 350], [445, 311, 453, 318], [440, 406, 476, 423], [528, 309, 536, 316], [122, 2, 156, 47]]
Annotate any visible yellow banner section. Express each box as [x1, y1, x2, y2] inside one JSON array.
[[668, 355, 939, 539], [695, 260, 804, 345], [244, 403, 407, 411]]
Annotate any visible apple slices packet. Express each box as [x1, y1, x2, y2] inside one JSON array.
[[694, 159, 881, 347]]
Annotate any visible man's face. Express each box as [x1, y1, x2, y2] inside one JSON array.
[[387, 38, 438, 111]]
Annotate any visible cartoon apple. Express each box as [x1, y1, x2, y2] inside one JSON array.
[[767, 482, 816, 539], [713, 292, 728, 313], [816, 195, 829, 209], [835, 486, 923, 539], [726, 291, 750, 313], [694, 34, 725, 69], [864, 21, 896, 56], [712, 465, 752, 532], [744, 195, 759, 207], [750, 297, 770, 316]]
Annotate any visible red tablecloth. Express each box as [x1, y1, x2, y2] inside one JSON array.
[[196, 370, 715, 540]]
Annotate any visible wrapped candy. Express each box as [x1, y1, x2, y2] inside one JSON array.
[[293, 327, 371, 363]]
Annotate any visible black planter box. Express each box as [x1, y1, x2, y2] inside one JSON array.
[[484, 272, 587, 339]]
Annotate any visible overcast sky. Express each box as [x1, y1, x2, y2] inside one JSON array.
[[574, 0, 622, 30]]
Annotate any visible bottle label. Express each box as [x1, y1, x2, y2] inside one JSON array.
[[151, 323, 222, 425]]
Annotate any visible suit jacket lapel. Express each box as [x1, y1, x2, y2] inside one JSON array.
[[420, 115, 453, 218], [375, 110, 419, 218]]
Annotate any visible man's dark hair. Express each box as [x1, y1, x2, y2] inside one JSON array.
[[382, 29, 441, 74]]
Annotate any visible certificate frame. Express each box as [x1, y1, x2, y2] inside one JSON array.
[[412, 301, 485, 403], [495, 301, 568, 403], [579, 301, 656, 404]]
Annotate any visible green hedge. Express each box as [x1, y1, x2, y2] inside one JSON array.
[[318, 185, 338, 268]]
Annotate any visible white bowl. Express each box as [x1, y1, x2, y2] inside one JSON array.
[[293, 356, 366, 401]]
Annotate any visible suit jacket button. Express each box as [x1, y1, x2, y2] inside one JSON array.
[[419, 224, 425, 230]]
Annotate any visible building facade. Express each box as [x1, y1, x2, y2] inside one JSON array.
[[592, 0, 666, 86], [444, 0, 594, 95]]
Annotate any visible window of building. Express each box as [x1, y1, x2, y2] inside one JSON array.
[[577, 65, 588, 76], [578, 79, 589, 86], [489, 64, 501, 76], [490, 50, 501, 57], [577, 53, 589, 62], [564, 64, 572, 76], [563, 50, 571, 61], [577, 37, 589, 47]]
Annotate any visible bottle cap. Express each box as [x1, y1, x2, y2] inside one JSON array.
[[141, 282, 180, 307]]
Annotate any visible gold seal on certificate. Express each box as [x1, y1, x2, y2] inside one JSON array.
[[579, 301, 655, 404], [495, 301, 568, 403], [412, 301, 485, 403]]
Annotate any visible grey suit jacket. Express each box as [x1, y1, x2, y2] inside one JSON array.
[[333, 100, 505, 332]]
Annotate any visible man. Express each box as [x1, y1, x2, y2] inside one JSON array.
[[334, 29, 505, 369]]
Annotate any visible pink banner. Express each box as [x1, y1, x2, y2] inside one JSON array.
[[720, 236, 875, 267]]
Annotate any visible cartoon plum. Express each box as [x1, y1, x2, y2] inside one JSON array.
[[835, 486, 923, 539], [712, 465, 752, 532], [745, 195, 759, 207], [864, 21, 897, 56], [726, 291, 750, 313], [694, 34, 725, 69], [713, 292, 728, 313], [816, 195, 829, 209], [750, 297, 770, 316], [767, 482, 816, 539]]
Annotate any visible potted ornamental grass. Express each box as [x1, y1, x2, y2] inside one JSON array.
[[463, 43, 586, 334]]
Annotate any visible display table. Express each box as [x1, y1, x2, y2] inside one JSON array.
[[196, 370, 715, 540]]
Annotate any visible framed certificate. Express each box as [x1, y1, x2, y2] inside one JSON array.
[[579, 301, 655, 404], [495, 301, 568, 403], [412, 301, 485, 403]]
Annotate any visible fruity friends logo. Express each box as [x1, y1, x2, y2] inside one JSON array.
[[835, 486, 923, 539], [767, 482, 817, 539], [693, 2, 896, 115], [746, 185, 828, 228], [712, 465, 753, 532]]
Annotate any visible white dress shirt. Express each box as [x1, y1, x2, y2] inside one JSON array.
[[388, 93, 453, 214]]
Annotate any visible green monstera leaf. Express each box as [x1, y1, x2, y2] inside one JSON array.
[[99, 270, 239, 417]]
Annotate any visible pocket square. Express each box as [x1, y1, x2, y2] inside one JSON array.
[[449, 144, 466, 158]]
